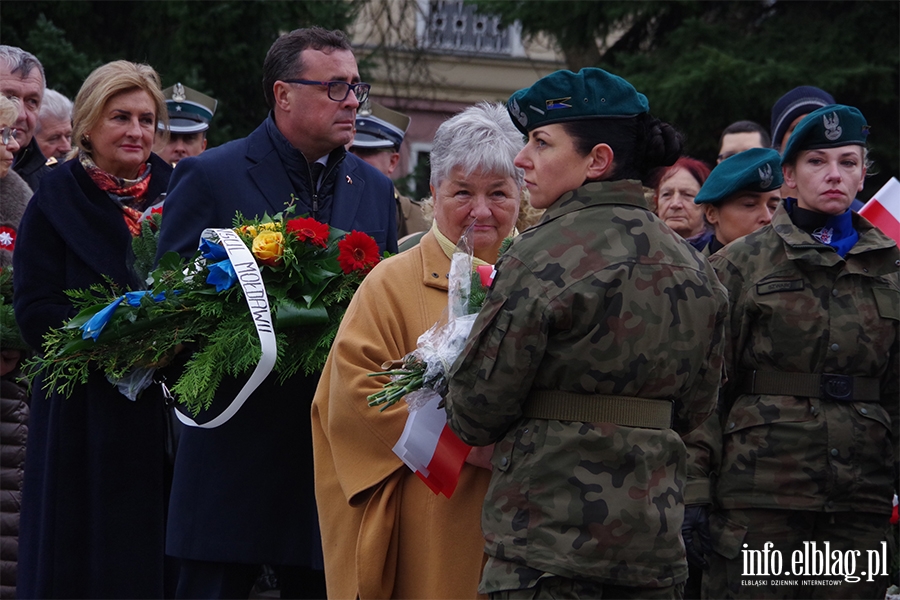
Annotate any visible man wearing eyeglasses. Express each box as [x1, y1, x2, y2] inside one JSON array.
[[0, 45, 52, 192], [156, 27, 397, 600]]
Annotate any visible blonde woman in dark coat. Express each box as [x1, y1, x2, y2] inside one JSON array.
[[13, 61, 173, 598]]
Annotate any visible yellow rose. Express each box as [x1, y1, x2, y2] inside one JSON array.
[[259, 221, 281, 231], [252, 231, 284, 266], [239, 225, 258, 238]]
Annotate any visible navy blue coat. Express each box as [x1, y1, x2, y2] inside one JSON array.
[[156, 118, 397, 566], [13, 155, 173, 598]]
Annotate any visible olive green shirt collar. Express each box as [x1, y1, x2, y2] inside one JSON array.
[[772, 202, 898, 275], [537, 180, 648, 227]]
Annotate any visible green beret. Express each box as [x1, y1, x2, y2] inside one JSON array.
[[781, 104, 869, 165], [507, 68, 649, 134], [694, 148, 783, 205]]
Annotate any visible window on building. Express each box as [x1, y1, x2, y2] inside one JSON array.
[[422, 0, 514, 55], [397, 145, 432, 199]]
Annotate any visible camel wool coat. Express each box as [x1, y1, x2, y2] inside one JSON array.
[[312, 231, 491, 599]]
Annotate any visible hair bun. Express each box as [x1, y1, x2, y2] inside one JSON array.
[[643, 117, 684, 174]]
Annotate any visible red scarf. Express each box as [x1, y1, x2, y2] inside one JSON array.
[[79, 151, 154, 237]]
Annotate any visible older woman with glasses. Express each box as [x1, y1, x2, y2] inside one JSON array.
[[1, 96, 29, 269], [13, 60, 173, 598], [312, 102, 524, 599], [0, 93, 31, 600]]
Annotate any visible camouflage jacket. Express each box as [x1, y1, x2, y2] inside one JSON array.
[[708, 203, 899, 515], [445, 180, 728, 590]]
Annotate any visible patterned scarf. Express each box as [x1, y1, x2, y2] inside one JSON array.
[[79, 150, 153, 237]]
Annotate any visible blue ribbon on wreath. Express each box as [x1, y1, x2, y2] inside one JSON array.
[[200, 239, 238, 293], [80, 290, 169, 341]]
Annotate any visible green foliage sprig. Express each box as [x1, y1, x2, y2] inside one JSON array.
[[0, 267, 27, 352]]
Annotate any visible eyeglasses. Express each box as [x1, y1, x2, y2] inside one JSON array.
[[1, 127, 18, 145], [282, 79, 371, 104]]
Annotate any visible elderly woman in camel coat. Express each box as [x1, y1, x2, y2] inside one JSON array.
[[312, 102, 524, 599]]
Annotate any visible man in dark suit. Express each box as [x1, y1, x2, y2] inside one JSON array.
[[156, 27, 397, 599]]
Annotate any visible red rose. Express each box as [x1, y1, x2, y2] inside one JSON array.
[[286, 217, 330, 247], [337, 230, 380, 274]]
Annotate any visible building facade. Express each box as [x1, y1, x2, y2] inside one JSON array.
[[349, 0, 566, 196]]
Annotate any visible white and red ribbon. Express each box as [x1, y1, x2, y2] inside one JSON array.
[[392, 391, 471, 497]]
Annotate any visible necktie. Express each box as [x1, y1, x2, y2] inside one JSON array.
[[309, 162, 325, 192]]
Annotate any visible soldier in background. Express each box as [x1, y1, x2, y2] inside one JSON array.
[[154, 82, 217, 166], [691, 147, 782, 256], [349, 101, 427, 238], [34, 89, 72, 161], [716, 120, 770, 164], [445, 68, 727, 599]]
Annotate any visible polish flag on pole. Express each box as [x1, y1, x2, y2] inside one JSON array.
[[393, 392, 471, 497], [859, 177, 900, 244]]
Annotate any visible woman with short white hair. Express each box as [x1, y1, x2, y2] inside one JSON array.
[[312, 102, 523, 599]]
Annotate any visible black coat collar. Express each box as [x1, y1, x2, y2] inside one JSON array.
[[37, 153, 171, 288]]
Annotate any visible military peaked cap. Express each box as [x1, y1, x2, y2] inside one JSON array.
[[160, 83, 217, 134], [352, 102, 410, 149]]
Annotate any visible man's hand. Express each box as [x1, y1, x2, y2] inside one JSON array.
[[682, 504, 713, 570]]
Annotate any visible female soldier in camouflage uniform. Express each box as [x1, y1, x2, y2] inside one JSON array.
[[444, 68, 729, 599], [704, 104, 899, 599], [691, 147, 783, 257]]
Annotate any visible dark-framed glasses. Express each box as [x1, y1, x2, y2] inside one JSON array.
[[282, 79, 371, 104], [1, 126, 18, 145]]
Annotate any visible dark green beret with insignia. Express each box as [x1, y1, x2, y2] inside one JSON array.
[[507, 68, 649, 135], [695, 147, 783, 205], [781, 104, 869, 165]]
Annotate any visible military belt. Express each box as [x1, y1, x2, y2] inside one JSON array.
[[522, 390, 673, 429], [738, 370, 880, 402]]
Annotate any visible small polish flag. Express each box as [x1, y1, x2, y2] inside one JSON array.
[[476, 264, 496, 287], [392, 392, 471, 497], [859, 177, 900, 244]]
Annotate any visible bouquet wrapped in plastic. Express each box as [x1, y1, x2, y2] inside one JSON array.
[[367, 230, 493, 412], [366, 227, 499, 497]]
